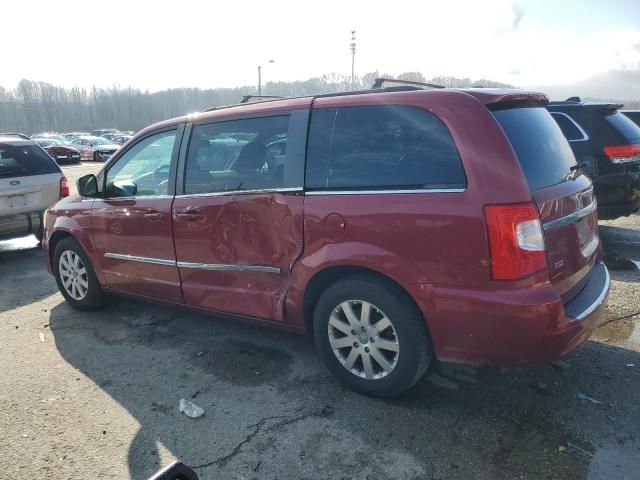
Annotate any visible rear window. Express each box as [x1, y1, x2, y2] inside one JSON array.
[[0, 144, 59, 178], [605, 112, 640, 141], [622, 111, 640, 127], [305, 105, 466, 190], [492, 107, 577, 191]]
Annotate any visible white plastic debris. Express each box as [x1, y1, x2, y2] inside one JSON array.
[[38, 333, 45, 342], [179, 398, 204, 418]]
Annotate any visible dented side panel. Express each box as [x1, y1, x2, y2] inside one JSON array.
[[172, 193, 304, 321]]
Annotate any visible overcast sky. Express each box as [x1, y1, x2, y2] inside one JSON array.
[[2, 0, 639, 92]]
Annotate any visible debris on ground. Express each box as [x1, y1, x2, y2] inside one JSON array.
[[577, 392, 603, 405], [566, 442, 594, 457], [558, 445, 567, 453], [38, 333, 45, 342], [178, 398, 204, 418]]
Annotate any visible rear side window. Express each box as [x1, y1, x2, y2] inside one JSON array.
[[305, 105, 466, 190], [605, 112, 640, 141], [549, 112, 586, 141], [492, 108, 577, 191], [0, 144, 59, 178]]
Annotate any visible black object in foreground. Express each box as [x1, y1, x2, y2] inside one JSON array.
[[147, 462, 200, 480]]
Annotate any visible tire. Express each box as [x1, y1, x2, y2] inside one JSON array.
[[34, 228, 43, 243], [313, 275, 432, 397], [53, 237, 104, 310], [93, 151, 100, 162]]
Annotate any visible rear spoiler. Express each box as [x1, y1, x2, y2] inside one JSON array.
[[584, 103, 624, 115], [482, 92, 549, 111]]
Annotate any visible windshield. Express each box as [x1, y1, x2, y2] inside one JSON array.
[[0, 144, 59, 177], [492, 107, 578, 190]]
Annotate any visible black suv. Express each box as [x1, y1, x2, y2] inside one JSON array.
[[547, 98, 640, 219]]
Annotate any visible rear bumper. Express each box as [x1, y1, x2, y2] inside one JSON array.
[[0, 211, 43, 240], [423, 262, 610, 366], [594, 171, 640, 220]]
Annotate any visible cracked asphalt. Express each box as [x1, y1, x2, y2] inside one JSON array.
[[0, 163, 639, 479]]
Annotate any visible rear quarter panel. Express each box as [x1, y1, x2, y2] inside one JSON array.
[[285, 91, 536, 339]]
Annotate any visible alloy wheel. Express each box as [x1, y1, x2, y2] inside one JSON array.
[[58, 250, 89, 301], [327, 300, 400, 380]]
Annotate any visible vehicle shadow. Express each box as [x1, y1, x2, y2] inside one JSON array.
[[0, 244, 59, 313], [48, 294, 640, 480]]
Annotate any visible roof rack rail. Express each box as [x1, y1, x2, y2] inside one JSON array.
[[203, 95, 289, 112], [372, 77, 445, 90], [0, 132, 30, 140], [240, 94, 286, 104]]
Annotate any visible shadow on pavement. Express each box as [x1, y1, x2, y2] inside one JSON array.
[[0, 238, 58, 313], [48, 294, 640, 480]]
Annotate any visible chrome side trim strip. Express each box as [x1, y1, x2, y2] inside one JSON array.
[[104, 252, 176, 266], [176, 261, 281, 274], [175, 187, 302, 198], [305, 188, 466, 196], [543, 201, 596, 231], [576, 263, 610, 321]]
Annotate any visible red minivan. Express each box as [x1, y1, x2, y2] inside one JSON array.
[[43, 87, 610, 396]]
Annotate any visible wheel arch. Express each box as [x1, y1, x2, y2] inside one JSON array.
[[301, 265, 430, 340]]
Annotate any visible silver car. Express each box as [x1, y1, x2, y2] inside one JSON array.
[[0, 134, 67, 241]]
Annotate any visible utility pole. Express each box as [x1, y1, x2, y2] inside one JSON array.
[[257, 59, 275, 96], [350, 30, 356, 90]]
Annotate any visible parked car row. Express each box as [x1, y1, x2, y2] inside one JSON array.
[[42, 84, 616, 396], [27, 129, 136, 164]]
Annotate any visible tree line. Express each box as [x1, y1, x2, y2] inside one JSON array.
[[0, 72, 514, 134]]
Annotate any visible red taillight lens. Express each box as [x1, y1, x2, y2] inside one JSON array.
[[484, 202, 547, 281], [603, 144, 640, 164], [59, 176, 70, 197]]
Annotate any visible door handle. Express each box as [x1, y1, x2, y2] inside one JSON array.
[[144, 210, 166, 222], [175, 208, 204, 222]]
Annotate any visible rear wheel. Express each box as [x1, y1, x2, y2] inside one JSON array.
[[53, 237, 103, 310], [313, 275, 432, 397], [93, 151, 100, 162]]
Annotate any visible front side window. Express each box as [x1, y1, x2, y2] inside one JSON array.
[[105, 130, 176, 197], [305, 105, 466, 190], [184, 115, 291, 194]]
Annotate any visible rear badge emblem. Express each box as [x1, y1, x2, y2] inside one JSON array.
[[10, 180, 20, 185], [555, 260, 565, 269]]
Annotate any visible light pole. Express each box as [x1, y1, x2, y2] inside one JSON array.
[[350, 30, 356, 89], [258, 59, 275, 96]]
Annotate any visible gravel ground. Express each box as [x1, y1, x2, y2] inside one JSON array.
[[0, 169, 638, 479]]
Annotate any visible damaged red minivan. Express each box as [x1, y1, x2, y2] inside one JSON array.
[[43, 86, 610, 396]]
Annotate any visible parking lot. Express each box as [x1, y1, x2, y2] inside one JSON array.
[[0, 162, 638, 480]]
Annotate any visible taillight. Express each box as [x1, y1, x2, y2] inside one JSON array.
[[484, 202, 547, 281], [59, 176, 70, 197], [603, 144, 640, 164]]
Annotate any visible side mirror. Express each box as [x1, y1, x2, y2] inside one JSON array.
[[110, 180, 137, 197], [77, 174, 98, 197]]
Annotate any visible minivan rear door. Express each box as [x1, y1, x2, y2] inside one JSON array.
[[492, 107, 599, 300]]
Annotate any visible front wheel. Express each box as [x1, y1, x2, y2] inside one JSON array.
[[313, 275, 432, 397], [53, 237, 104, 310]]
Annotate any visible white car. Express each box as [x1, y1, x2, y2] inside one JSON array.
[[0, 134, 68, 241]]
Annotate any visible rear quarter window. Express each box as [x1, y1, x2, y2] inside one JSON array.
[[305, 105, 466, 190], [0, 144, 59, 178], [492, 108, 577, 191]]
